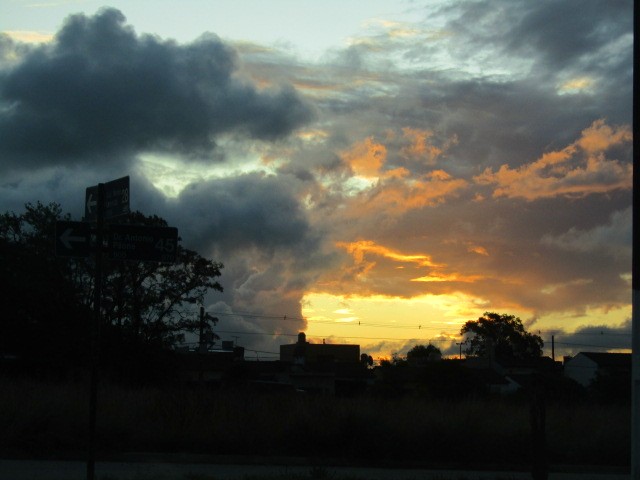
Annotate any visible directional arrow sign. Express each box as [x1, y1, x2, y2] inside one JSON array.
[[85, 191, 97, 217], [85, 176, 130, 221], [108, 224, 178, 263], [55, 221, 91, 257]]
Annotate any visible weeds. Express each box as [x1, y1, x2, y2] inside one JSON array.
[[0, 377, 630, 467]]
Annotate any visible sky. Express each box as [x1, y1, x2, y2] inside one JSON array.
[[0, 0, 633, 360]]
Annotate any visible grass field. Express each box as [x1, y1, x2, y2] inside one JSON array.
[[0, 376, 630, 469], [93, 472, 522, 480]]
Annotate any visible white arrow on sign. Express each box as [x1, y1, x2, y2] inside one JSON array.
[[86, 193, 97, 214], [59, 228, 86, 250]]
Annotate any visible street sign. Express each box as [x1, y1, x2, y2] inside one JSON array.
[[55, 220, 92, 257], [108, 224, 178, 262], [85, 176, 130, 221]]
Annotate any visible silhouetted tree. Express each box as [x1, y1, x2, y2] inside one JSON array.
[[360, 353, 373, 367], [406, 344, 441, 364], [0, 202, 223, 379], [98, 211, 223, 346], [0, 203, 90, 376], [461, 312, 543, 361]]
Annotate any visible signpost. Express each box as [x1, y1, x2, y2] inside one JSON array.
[[55, 221, 91, 258], [55, 176, 179, 480], [85, 176, 130, 221], [109, 224, 178, 262]]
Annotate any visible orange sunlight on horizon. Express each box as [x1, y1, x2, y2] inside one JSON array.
[[301, 291, 488, 359]]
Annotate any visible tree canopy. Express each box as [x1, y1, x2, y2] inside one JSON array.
[[460, 312, 543, 361], [406, 344, 442, 364], [0, 201, 223, 379]]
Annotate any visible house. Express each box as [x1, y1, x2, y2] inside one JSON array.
[[174, 346, 245, 385], [563, 352, 631, 387], [279, 333, 371, 395], [280, 332, 360, 364], [463, 355, 559, 394]]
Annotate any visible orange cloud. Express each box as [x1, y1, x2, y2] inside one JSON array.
[[467, 245, 489, 256], [400, 127, 458, 165], [341, 137, 387, 178], [411, 272, 484, 283], [353, 169, 468, 214], [474, 119, 632, 200], [577, 119, 631, 153], [337, 239, 442, 267], [401, 127, 442, 164]]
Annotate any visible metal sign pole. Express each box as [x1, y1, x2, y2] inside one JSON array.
[[87, 183, 104, 480], [632, 1, 639, 477]]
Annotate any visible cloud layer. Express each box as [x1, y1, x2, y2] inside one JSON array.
[[0, 2, 632, 358], [0, 8, 313, 172]]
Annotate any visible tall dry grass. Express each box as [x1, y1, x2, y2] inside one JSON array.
[[0, 377, 630, 467]]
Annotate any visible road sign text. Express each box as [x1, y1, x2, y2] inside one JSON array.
[[108, 225, 178, 262]]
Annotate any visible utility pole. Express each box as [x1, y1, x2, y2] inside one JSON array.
[[632, 1, 639, 478], [456, 341, 466, 360], [198, 306, 218, 353], [87, 183, 104, 480], [551, 335, 555, 363], [56, 175, 173, 480], [199, 306, 205, 353]]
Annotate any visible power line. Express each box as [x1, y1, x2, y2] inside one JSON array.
[[243, 348, 280, 356], [539, 330, 632, 337], [553, 341, 631, 349], [215, 329, 458, 343], [207, 309, 633, 346], [208, 310, 454, 332]]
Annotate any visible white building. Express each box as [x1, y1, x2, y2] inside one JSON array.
[[563, 352, 631, 387]]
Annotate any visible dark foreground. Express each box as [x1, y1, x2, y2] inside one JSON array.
[[0, 456, 631, 480]]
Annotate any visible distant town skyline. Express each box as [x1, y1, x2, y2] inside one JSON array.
[[0, 1, 632, 359]]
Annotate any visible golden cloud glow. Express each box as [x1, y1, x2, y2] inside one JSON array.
[[353, 170, 468, 214], [3, 30, 53, 43], [399, 128, 458, 165], [401, 127, 441, 164], [296, 129, 329, 142], [337, 239, 442, 267], [336, 132, 464, 210], [467, 245, 489, 256], [577, 119, 631, 153], [558, 76, 594, 94], [341, 137, 386, 178], [411, 272, 484, 283], [474, 119, 632, 200], [301, 291, 495, 359]]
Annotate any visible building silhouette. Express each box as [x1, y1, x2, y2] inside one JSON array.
[[280, 332, 360, 365]]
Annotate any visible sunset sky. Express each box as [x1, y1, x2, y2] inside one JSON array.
[[0, 0, 633, 360]]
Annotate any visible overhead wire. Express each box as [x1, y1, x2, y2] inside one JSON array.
[[209, 310, 631, 338], [215, 329, 456, 342], [201, 309, 632, 352], [207, 310, 451, 331]]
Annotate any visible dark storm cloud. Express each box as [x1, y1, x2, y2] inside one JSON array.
[[550, 320, 632, 355], [441, 0, 631, 72], [165, 171, 335, 309], [500, 0, 631, 71], [0, 8, 313, 172], [170, 173, 317, 254], [159, 173, 338, 354]]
